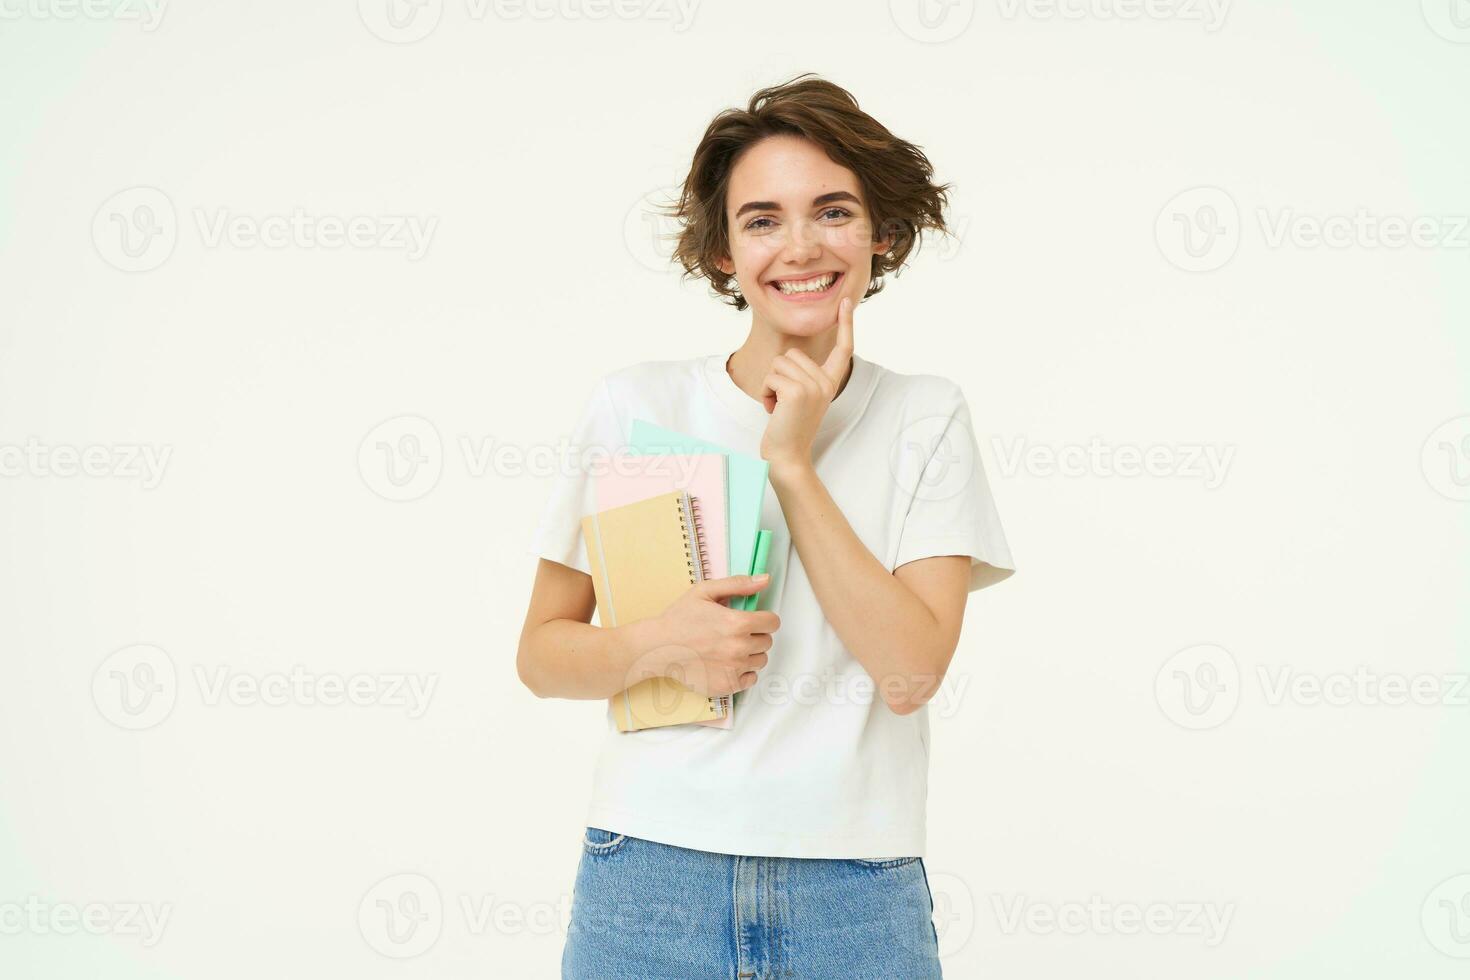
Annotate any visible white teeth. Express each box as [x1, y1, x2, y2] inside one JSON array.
[[774, 273, 836, 295]]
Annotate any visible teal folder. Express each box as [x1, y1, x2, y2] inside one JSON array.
[[628, 419, 770, 590]]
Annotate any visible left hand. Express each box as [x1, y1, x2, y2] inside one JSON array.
[[760, 296, 855, 472]]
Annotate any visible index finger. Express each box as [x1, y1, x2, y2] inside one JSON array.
[[822, 296, 854, 381]]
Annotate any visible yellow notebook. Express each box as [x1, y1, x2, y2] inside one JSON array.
[[580, 489, 723, 732]]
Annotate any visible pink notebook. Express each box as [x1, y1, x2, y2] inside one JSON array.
[[594, 453, 734, 729]]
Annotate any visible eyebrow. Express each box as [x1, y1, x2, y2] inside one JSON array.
[[733, 191, 861, 219]]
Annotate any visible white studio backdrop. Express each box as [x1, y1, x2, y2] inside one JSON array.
[[1, 2, 1467, 978]]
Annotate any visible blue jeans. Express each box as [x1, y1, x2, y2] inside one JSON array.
[[562, 828, 943, 979]]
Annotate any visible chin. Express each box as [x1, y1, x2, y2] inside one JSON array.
[[762, 302, 846, 336], [772, 318, 830, 337]]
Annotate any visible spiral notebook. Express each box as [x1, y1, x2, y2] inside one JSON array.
[[580, 489, 725, 732], [594, 453, 733, 730]]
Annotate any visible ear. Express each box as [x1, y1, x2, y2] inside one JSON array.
[[716, 254, 735, 276]]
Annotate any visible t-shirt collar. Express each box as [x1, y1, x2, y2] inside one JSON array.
[[701, 348, 875, 434]]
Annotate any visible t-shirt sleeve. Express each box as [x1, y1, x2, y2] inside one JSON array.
[[892, 384, 1016, 592], [525, 376, 624, 576]]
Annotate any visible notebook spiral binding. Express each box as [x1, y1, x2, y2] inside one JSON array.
[[677, 490, 728, 719], [688, 496, 711, 583], [677, 492, 711, 584]]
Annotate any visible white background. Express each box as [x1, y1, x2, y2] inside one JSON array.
[[2, 1, 1468, 977]]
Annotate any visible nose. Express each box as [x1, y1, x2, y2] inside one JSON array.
[[777, 218, 821, 262]]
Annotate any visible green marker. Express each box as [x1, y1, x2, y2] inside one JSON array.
[[740, 529, 772, 611]]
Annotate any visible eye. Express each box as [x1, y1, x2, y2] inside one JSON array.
[[743, 207, 851, 232]]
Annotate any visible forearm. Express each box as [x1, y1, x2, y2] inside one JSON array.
[[517, 615, 667, 700], [769, 459, 950, 711]]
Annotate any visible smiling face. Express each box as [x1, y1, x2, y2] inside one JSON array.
[[717, 135, 889, 338]]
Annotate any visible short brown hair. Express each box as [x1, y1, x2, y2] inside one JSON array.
[[666, 73, 952, 311]]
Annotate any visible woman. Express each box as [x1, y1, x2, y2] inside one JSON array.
[[518, 74, 1015, 979]]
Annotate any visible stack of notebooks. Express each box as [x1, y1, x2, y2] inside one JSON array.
[[580, 419, 773, 733]]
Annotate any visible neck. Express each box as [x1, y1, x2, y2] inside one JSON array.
[[726, 315, 853, 403]]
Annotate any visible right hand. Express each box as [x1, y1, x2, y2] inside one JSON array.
[[646, 574, 781, 696]]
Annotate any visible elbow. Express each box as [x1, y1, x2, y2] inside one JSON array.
[[518, 664, 552, 700], [879, 655, 950, 716], [516, 641, 552, 699], [879, 677, 931, 715], [884, 694, 925, 716], [515, 658, 542, 698]]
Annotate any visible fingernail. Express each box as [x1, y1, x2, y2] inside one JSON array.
[[754, 573, 770, 582]]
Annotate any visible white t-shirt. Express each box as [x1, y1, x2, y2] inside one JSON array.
[[526, 350, 1015, 859]]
